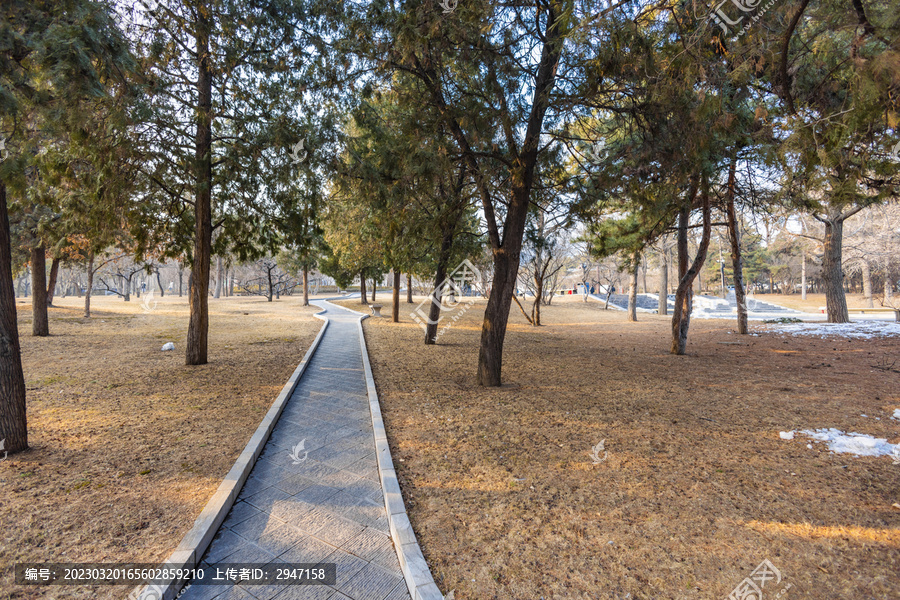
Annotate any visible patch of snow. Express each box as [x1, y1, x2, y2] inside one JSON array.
[[798, 428, 897, 458], [763, 321, 900, 339], [892, 409, 900, 420], [779, 431, 794, 440], [161, 342, 175, 351]]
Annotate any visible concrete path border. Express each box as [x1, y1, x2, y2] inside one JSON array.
[[134, 297, 443, 600], [132, 307, 330, 600], [321, 299, 444, 600]]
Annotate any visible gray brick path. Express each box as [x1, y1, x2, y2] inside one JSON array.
[[178, 301, 411, 600]]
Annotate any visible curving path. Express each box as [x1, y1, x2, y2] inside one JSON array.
[[178, 301, 411, 600]]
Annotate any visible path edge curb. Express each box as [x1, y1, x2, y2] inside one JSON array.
[[132, 307, 331, 600], [320, 299, 445, 600]]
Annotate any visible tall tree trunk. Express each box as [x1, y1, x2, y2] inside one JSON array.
[[178, 263, 184, 297], [885, 276, 893, 303], [156, 269, 164, 297], [627, 251, 639, 322], [359, 271, 367, 305], [406, 273, 413, 303], [370, 278, 376, 302], [532, 264, 543, 326], [31, 246, 49, 336], [392, 270, 400, 323], [658, 248, 668, 315], [186, 5, 213, 366], [672, 177, 710, 355], [46, 256, 59, 307], [641, 256, 647, 294], [84, 252, 94, 318], [266, 267, 274, 302], [801, 251, 807, 300], [214, 255, 223, 299], [860, 260, 873, 308], [228, 268, 234, 296], [0, 183, 27, 453], [724, 158, 747, 334], [302, 266, 309, 306], [822, 215, 849, 323], [424, 226, 455, 344]]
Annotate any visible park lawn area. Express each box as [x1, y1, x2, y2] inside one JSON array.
[[339, 295, 900, 600], [1, 294, 324, 600]]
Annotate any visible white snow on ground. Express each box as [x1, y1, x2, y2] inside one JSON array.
[[893, 409, 900, 420], [779, 431, 794, 440], [762, 320, 900, 339], [782, 428, 898, 458]]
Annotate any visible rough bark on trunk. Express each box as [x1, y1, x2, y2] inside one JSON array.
[[359, 272, 367, 305], [406, 273, 413, 304], [302, 267, 309, 306], [178, 263, 183, 297], [860, 260, 873, 308], [85, 252, 94, 318], [627, 251, 639, 322], [370, 279, 376, 302], [0, 182, 28, 453], [156, 269, 164, 297], [658, 248, 668, 315], [672, 177, 710, 355], [822, 216, 849, 323], [724, 158, 747, 334], [214, 255, 223, 298], [46, 256, 59, 307], [477, 243, 522, 386], [392, 270, 400, 323], [31, 246, 49, 336], [186, 5, 213, 366], [532, 269, 543, 326]]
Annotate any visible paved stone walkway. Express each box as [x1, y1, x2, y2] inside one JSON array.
[[179, 301, 411, 600]]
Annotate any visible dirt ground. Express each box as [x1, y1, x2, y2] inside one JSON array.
[[1, 293, 324, 600], [338, 294, 900, 600]]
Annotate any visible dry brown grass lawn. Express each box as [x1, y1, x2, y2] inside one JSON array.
[[750, 292, 897, 313], [338, 295, 900, 600], [1, 294, 324, 599]]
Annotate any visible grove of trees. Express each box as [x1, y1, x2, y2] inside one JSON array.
[[2, 0, 898, 453]]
